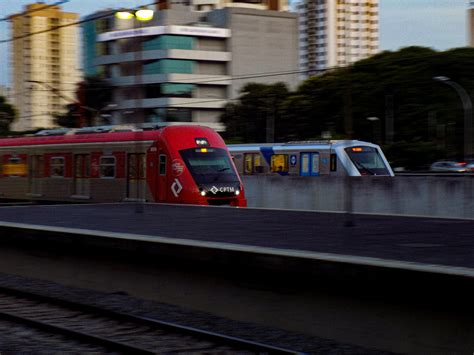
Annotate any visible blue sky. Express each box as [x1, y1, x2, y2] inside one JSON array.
[[0, 0, 469, 85]]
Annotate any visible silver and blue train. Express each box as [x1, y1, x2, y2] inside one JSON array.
[[228, 140, 394, 177]]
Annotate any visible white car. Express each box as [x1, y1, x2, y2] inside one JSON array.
[[430, 161, 468, 173]]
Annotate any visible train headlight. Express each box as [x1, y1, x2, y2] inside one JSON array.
[[235, 190, 240, 196], [200, 190, 207, 197]]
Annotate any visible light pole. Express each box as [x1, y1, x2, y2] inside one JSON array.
[[116, 7, 154, 213], [433, 76, 473, 159], [366, 116, 381, 144], [116, 7, 154, 123]]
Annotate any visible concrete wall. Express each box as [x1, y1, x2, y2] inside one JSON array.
[[242, 176, 474, 219]]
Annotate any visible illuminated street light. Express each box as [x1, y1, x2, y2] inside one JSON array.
[[115, 7, 154, 21], [135, 8, 154, 21], [433, 76, 473, 159], [115, 11, 134, 20]]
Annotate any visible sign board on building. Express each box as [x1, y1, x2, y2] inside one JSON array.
[[98, 25, 231, 42]]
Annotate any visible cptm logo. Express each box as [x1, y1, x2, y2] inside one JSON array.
[[210, 186, 235, 194], [171, 178, 183, 197]]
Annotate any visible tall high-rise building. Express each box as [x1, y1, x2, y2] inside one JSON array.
[[297, 0, 379, 78], [468, 1, 474, 46], [10, 3, 81, 131]]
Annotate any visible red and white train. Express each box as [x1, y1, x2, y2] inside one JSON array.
[[0, 125, 247, 207]]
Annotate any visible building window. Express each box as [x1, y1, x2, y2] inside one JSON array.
[[143, 59, 194, 75]]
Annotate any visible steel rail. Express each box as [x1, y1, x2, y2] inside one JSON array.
[[0, 310, 154, 354], [0, 285, 303, 354]]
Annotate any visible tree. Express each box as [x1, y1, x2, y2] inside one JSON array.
[[54, 103, 81, 128], [222, 46, 474, 168], [55, 76, 112, 128], [221, 82, 290, 142], [0, 96, 16, 135]]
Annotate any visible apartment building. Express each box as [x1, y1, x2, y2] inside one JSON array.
[[297, 0, 379, 78], [10, 3, 81, 131], [156, 0, 288, 12], [469, 1, 474, 46], [82, 6, 298, 130]]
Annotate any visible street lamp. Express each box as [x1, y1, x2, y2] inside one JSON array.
[[366, 116, 381, 144], [115, 7, 154, 123], [116, 7, 154, 213], [433, 76, 473, 159]]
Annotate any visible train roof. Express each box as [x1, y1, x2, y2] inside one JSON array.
[[228, 140, 377, 151], [0, 124, 215, 148]]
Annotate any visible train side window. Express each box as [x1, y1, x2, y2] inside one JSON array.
[[244, 154, 253, 174], [254, 155, 264, 173], [50, 157, 65, 178], [330, 153, 337, 171], [5, 157, 26, 177], [271, 154, 289, 173], [159, 155, 167, 175], [244, 153, 265, 174], [311, 153, 320, 175], [100, 156, 116, 178]]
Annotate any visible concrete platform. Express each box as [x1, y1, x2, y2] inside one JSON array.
[[0, 202, 473, 276]]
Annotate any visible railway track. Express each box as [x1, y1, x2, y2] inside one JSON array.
[[0, 286, 301, 354]]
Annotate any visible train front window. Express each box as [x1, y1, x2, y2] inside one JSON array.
[[180, 148, 239, 183], [344, 146, 390, 175]]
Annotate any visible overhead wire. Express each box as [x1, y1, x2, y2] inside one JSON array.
[[0, 0, 71, 22], [0, 1, 161, 44]]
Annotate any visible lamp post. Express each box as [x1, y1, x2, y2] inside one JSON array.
[[433, 76, 473, 159], [116, 7, 154, 124], [116, 7, 154, 213], [366, 116, 381, 144]]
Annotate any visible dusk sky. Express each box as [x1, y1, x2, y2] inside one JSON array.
[[0, 0, 469, 85]]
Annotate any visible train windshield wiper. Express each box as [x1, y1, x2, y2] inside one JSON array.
[[354, 161, 376, 175]]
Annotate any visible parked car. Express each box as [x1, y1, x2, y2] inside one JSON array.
[[465, 160, 474, 172], [430, 161, 468, 173]]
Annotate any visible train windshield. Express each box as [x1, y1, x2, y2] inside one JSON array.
[[180, 148, 239, 183], [344, 146, 390, 175]]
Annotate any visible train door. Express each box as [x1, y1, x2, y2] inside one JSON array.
[[300, 152, 320, 176], [127, 153, 146, 200], [73, 154, 90, 196], [28, 155, 43, 195], [157, 153, 167, 201]]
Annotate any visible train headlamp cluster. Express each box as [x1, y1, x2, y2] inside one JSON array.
[[195, 138, 209, 146], [199, 189, 240, 196]]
